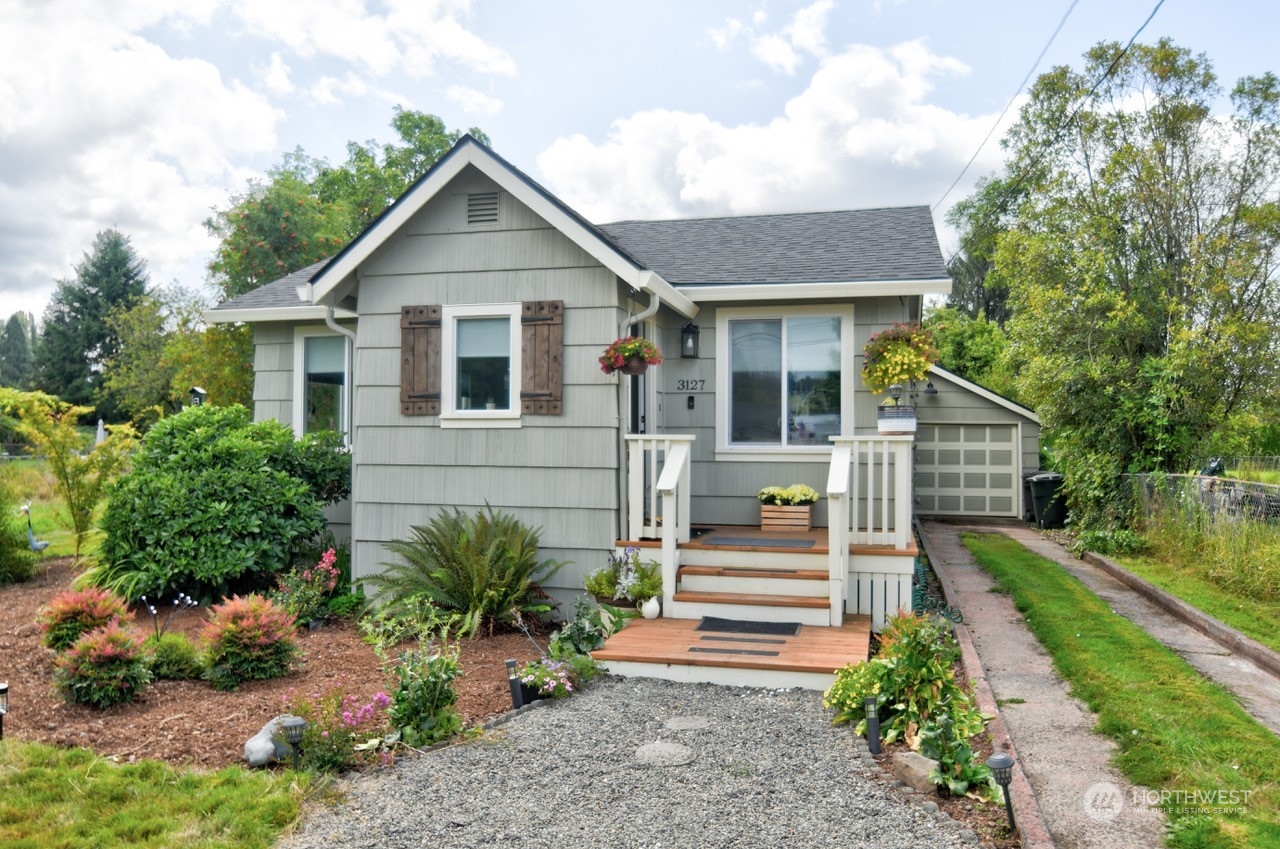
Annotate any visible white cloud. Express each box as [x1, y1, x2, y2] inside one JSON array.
[[447, 86, 503, 117], [228, 0, 516, 78], [537, 40, 1004, 226], [262, 52, 294, 95], [712, 0, 835, 75], [0, 1, 282, 311]]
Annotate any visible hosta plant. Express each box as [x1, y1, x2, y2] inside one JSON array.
[[54, 623, 152, 708], [38, 587, 130, 652], [201, 594, 298, 691]]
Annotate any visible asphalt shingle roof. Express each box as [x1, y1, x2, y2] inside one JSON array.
[[597, 207, 947, 286], [210, 259, 329, 311]]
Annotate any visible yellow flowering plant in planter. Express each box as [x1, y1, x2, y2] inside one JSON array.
[[861, 322, 938, 403]]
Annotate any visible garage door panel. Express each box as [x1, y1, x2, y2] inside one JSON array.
[[915, 424, 1019, 518]]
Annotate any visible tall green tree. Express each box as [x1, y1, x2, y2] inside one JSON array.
[[984, 40, 1280, 522], [206, 107, 489, 300], [35, 230, 148, 415], [944, 176, 1023, 326], [0, 312, 35, 388], [924, 306, 1016, 398]]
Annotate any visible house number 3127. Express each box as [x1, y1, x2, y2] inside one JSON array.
[[675, 379, 706, 391]]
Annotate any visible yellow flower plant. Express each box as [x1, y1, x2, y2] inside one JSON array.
[[861, 322, 938, 397]]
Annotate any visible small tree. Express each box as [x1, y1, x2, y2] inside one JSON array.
[[0, 388, 136, 558]]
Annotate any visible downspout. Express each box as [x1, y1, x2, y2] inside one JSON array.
[[616, 287, 662, 542]]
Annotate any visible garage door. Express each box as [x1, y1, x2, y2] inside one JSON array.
[[914, 424, 1019, 517]]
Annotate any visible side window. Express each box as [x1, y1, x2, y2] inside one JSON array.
[[293, 329, 348, 437]]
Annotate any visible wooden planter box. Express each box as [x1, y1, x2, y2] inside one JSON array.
[[760, 503, 813, 532]]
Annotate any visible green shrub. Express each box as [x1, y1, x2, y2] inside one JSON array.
[[54, 623, 152, 708], [145, 632, 202, 680], [919, 712, 993, 798], [368, 507, 565, 638], [285, 684, 392, 772], [358, 597, 461, 660], [271, 548, 341, 625], [388, 647, 462, 748], [201, 594, 298, 691], [824, 612, 986, 748], [0, 474, 36, 586], [548, 598, 608, 657], [1069, 528, 1148, 558], [95, 405, 350, 598], [38, 588, 130, 651], [326, 592, 364, 619]]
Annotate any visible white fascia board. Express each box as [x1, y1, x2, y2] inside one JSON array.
[[309, 140, 699, 319], [678, 278, 952, 303], [928, 363, 1041, 424], [204, 306, 358, 325]]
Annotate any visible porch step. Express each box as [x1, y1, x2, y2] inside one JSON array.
[[671, 591, 829, 609], [678, 565, 827, 580]]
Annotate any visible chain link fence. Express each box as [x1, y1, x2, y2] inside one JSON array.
[[1128, 473, 1280, 525]]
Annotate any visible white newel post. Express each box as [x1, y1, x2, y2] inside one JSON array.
[[655, 437, 694, 613], [826, 443, 852, 626]]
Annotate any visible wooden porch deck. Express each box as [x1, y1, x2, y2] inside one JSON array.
[[617, 524, 919, 557], [591, 614, 871, 691]]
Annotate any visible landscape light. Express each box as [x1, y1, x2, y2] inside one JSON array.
[[987, 751, 1016, 831], [281, 716, 307, 771], [0, 682, 8, 740], [864, 696, 881, 756]]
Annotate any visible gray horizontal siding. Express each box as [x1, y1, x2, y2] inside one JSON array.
[[356, 465, 616, 510]]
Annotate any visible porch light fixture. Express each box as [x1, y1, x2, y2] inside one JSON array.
[[864, 696, 881, 755], [189, 387, 207, 407], [505, 658, 522, 709], [0, 682, 7, 740], [281, 716, 306, 771], [986, 751, 1016, 831], [923, 381, 938, 396], [681, 323, 700, 358]]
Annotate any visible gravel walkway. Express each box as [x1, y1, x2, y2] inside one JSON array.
[[278, 677, 979, 849]]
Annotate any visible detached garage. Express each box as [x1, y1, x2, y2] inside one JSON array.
[[913, 365, 1040, 519]]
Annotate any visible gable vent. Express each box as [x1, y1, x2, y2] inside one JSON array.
[[467, 191, 499, 225]]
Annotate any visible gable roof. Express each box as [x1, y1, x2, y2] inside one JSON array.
[[307, 134, 697, 317], [208, 260, 360, 323], [928, 364, 1040, 424]]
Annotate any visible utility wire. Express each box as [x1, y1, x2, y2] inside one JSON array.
[[933, 0, 1081, 214], [943, 0, 1167, 266]]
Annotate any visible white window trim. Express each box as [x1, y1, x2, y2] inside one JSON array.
[[292, 326, 350, 441], [440, 303, 523, 429], [714, 305, 855, 460]]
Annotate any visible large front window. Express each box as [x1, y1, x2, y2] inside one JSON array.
[[719, 308, 852, 452]]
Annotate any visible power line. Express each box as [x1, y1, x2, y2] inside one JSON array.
[[944, 0, 1167, 267], [934, 0, 1081, 214]]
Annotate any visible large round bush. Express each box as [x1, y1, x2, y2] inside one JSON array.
[[94, 405, 349, 598]]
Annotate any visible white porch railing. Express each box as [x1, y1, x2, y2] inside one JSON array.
[[625, 435, 695, 612], [826, 435, 915, 625]]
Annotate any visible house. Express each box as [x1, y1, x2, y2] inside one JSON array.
[[210, 135, 1039, 687]]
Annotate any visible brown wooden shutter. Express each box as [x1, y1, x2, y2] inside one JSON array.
[[401, 305, 441, 415], [521, 300, 564, 415]]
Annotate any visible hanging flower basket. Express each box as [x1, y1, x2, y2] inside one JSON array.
[[862, 322, 937, 396], [600, 336, 663, 375]]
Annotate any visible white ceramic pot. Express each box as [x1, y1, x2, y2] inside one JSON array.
[[640, 596, 660, 619]]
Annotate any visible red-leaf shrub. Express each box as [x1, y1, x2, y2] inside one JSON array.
[[201, 594, 298, 691], [54, 622, 152, 708], [38, 588, 130, 651]]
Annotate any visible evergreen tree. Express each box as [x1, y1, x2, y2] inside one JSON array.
[[35, 230, 148, 415], [0, 312, 35, 389]]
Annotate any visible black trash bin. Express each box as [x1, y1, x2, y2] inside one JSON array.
[[1028, 472, 1067, 529], [1021, 472, 1039, 523]]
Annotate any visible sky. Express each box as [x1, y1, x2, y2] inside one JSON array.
[[1, 0, 1275, 322]]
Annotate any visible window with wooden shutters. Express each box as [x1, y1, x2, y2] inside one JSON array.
[[521, 300, 563, 415], [401, 305, 441, 415], [403, 300, 565, 423]]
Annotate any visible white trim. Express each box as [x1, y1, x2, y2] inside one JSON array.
[[714, 305, 856, 454], [205, 306, 358, 324], [927, 363, 1040, 423], [439, 302, 523, 426], [679, 278, 951, 303], [291, 327, 350, 439], [309, 139, 699, 319]]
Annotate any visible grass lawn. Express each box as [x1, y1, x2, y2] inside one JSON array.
[[1110, 554, 1280, 656], [0, 741, 307, 848], [963, 533, 1280, 849], [1, 458, 95, 559]]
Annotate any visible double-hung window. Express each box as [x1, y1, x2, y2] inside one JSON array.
[[440, 303, 523, 427], [292, 328, 349, 437], [716, 307, 853, 453]]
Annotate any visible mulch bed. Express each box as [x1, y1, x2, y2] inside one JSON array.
[[0, 558, 547, 769]]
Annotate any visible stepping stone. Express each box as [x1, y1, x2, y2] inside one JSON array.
[[635, 740, 695, 766], [664, 715, 711, 731]]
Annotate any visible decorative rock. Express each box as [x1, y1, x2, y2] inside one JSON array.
[[889, 750, 940, 794], [634, 740, 695, 766], [663, 715, 711, 731], [244, 714, 302, 767], [920, 800, 940, 813]]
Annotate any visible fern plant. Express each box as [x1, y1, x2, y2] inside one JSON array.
[[367, 506, 565, 638]]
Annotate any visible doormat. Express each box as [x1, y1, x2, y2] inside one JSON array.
[[696, 617, 801, 637], [707, 536, 815, 549], [688, 646, 781, 657]]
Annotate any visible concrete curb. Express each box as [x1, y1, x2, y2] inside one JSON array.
[[917, 521, 1056, 849], [1081, 552, 1280, 681]]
